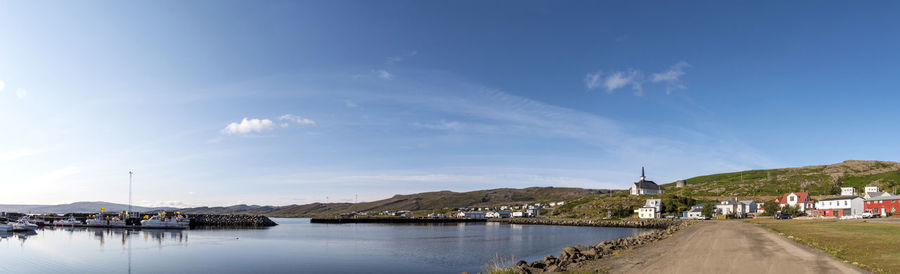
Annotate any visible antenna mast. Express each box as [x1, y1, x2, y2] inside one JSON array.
[[129, 171, 133, 215]]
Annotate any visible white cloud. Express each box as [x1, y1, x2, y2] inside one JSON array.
[[652, 61, 690, 94], [221, 117, 275, 135], [587, 70, 643, 95], [344, 100, 358, 108], [386, 50, 418, 65], [376, 69, 393, 79], [16, 88, 28, 99], [279, 114, 316, 126]]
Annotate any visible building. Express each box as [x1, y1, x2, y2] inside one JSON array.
[[840, 187, 857, 196], [863, 191, 893, 200], [683, 204, 706, 219], [757, 203, 765, 214], [486, 211, 511, 218], [456, 212, 486, 219], [676, 180, 687, 188], [525, 207, 540, 217], [630, 167, 664, 195], [739, 200, 758, 214], [774, 192, 814, 211], [426, 213, 446, 218], [864, 195, 900, 216], [636, 199, 662, 219], [715, 198, 741, 217], [512, 211, 525, 217], [815, 197, 864, 218], [865, 186, 880, 193]]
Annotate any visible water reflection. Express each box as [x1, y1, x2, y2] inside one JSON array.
[[44, 227, 188, 247]]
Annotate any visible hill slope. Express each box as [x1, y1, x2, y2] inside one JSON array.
[[179, 187, 611, 218], [662, 160, 900, 197], [0, 201, 177, 214]]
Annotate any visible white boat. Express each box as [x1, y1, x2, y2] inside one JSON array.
[[55, 216, 81, 226], [12, 218, 38, 231], [85, 215, 126, 228], [140, 214, 190, 229]]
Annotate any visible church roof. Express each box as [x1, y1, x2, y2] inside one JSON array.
[[633, 180, 662, 190]]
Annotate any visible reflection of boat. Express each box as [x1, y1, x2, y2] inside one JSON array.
[[55, 216, 81, 226], [141, 212, 190, 229], [12, 218, 39, 231]]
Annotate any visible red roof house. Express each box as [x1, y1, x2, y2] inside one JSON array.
[[775, 192, 814, 211]]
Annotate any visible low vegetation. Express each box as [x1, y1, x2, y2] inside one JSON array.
[[750, 218, 900, 273]]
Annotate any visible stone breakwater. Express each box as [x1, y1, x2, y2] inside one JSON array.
[[507, 219, 695, 273], [188, 214, 278, 227]]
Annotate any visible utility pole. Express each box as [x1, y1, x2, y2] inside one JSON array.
[[128, 171, 134, 215]]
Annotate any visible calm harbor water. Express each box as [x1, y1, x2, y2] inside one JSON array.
[[0, 218, 648, 273]]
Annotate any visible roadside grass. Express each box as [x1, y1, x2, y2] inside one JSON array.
[[484, 254, 517, 274], [749, 218, 900, 273]]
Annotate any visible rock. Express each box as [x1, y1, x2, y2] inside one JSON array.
[[516, 260, 527, 266]]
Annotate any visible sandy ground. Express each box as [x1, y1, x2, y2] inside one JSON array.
[[569, 220, 868, 274]]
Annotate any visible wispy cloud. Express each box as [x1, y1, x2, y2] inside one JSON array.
[[279, 114, 316, 126], [344, 100, 358, 108], [652, 61, 690, 94], [386, 50, 418, 65], [376, 69, 393, 79], [585, 70, 643, 95], [222, 117, 275, 135]]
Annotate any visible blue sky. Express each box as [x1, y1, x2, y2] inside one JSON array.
[[2, 1, 900, 206]]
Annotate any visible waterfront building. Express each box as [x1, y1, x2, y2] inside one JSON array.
[[456, 212, 486, 219], [512, 211, 525, 217], [636, 199, 662, 219], [486, 211, 511, 218], [630, 167, 664, 195], [863, 191, 893, 199], [815, 197, 864, 218], [840, 187, 857, 196]]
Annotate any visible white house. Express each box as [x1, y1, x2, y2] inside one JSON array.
[[841, 187, 857, 196], [715, 198, 741, 217], [512, 211, 525, 217], [815, 197, 864, 218], [684, 204, 706, 219], [525, 207, 540, 217], [636, 199, 662, 219], [774, 192, 814, 211], [486, 211, 511, 218], [456, 212, 486, 219], [630, 167, 664, 195], [865, 186, 880, 193]]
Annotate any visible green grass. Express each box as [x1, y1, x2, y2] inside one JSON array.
[[749, 218, 900, 273]]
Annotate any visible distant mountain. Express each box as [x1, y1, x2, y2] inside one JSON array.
[[177, 186, 612, 218], [0, 201, 177, 214], [661, 160, 900, 197]]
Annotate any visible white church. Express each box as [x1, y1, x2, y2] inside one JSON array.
[[630, 167, 665, 195]]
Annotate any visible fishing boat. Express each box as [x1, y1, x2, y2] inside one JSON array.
[[12, 218, 38, 231], [55, 216, 81, 226], [85, 213, 126, 228], [140, 212, 190, 229]]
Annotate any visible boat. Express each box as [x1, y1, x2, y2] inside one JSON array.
[[140, 212, 190, 229], [11, 217, 39, 231], [0, 222, 11, 231], [85, 214, 126, 228], [55, 216, 81, 226]]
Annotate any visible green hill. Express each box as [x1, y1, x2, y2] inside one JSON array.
[[661, 160, 900, 197], [180, 187, 611, 218]]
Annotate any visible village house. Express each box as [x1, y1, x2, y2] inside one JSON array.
[[683, 204, 706, 219], [863, 191, 893, 200], [739, 200, 758, 215], [840, 187, 857, 196], [486, 211, 511, 218], [757, 202, 765, 214], [774, 192, 815, 212], [864, 195, 900, 217], [427, 213, 446, 218], [636, 199, 662, 219], [525, 206, 540, 217], [815, 197, 863, 218], [512, 211, 525, 217], [456, 212, 486, 219], [630, 167, 664, 195], [715, 198, 743, 217]]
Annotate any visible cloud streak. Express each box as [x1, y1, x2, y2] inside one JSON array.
[[222, 118, 275, 135], [652, 61, 690, 94], [585, 61, 690, 95]]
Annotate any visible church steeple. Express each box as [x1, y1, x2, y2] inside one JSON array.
[[641, 166, 645, 181]]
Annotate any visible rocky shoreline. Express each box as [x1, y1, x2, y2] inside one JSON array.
[[188, 214, 278, 227], [506, 219, 695, 273]]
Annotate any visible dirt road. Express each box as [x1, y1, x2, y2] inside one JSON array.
[[571, 221, 867, 274]]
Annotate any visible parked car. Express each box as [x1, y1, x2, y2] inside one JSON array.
[[775, 213, 792, 220], [861, 212, 874, 218]]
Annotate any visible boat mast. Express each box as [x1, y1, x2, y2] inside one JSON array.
[[129, 170, 133, 215]]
